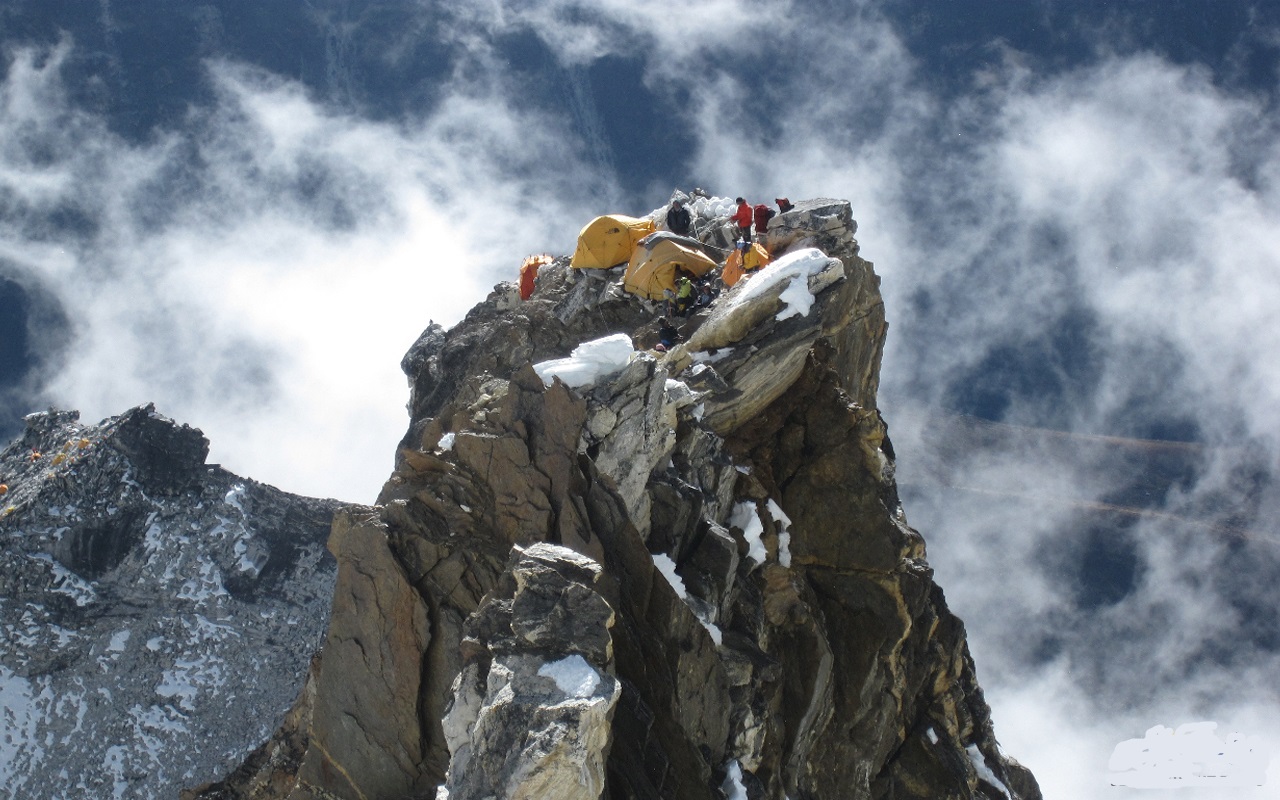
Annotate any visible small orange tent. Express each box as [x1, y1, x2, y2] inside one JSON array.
[[722, 243, 771, 287], [519, 254, 553, 300], [570, 215, 658, 270], [623, 236, 718, 300]]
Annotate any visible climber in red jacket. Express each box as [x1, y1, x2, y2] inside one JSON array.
[[753, 202, 775, 242], [733, 197, 753, 240]]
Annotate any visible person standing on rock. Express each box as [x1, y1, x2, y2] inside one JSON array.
[[753, 202, 775, 243], [674, 272, 697, 316], [667, 199, 692, 237], [776, 197, 794, 213], [733, 197, 753, 240]]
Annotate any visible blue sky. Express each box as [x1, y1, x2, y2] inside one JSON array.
[[2, 1, 1279, 796]]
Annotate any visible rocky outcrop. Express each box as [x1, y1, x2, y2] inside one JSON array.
[[0, 405, 339, 799], [194, 197, 1041, 799], [441, 543, 621, 800]]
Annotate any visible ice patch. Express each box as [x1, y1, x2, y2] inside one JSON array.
[[155, 655, 226, 713], [533, 333, 635, 388], [537, 655, 600, 698], [103, 745, 129, 800], [223, 484, 246, 514], [720, 760, 748, 800], [654, 554, 722, 644], [176, 555, 228, 603], [686, 194, 737, 222], [691, 347, 733, 363], [28, 553, 96, 607], [437, 432, 455, 451], [766, 499, 792, 568], [777, 531, 792, 568], [966, 744, 1012, 800], [0, 666, 53, 792], [705, 622, 722, 645], [729, 502, 767, 565], [108, 629, 130, 653], [652, 553, 686, 599]]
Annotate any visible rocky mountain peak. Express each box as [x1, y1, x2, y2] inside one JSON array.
[[190, 197, 1042, 800]]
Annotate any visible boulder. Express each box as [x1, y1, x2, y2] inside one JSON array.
[[441, 544, 621, 800]]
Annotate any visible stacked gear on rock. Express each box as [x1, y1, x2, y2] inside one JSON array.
[[753, 203, 775, 237]]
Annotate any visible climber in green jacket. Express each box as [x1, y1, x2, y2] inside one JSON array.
[[674, 273, 696, 316]]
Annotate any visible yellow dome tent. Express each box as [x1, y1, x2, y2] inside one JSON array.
[[623, 236, 718, 300], [570, 215, 658, 269]]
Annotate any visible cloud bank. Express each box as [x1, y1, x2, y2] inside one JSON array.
[[1, 37, 614, 502]]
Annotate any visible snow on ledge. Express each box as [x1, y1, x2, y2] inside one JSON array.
[[729, 502, 767, 565], [537, 655, 601, 698], [722, 247, 838, 321], [533, 333, 635, 388], [652, 553, 686, 598]]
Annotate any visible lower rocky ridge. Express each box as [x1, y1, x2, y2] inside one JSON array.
[[193, 199, 1042, 799], [0, 405, 339, 799]]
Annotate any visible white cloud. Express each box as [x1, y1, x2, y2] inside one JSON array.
[[0, 41, 611, 502]]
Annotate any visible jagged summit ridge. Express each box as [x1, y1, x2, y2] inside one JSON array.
[[195, 197, 1041, 799]]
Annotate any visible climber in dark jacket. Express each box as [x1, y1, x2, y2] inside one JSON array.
[[656, 318, 681, 352], [667, 199, 692, 237]]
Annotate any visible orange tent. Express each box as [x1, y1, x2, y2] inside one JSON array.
[[722, 243, 770, 287], [519, 254, 553, 300]]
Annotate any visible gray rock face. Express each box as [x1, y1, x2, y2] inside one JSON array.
[[0, 405, 338, 799]]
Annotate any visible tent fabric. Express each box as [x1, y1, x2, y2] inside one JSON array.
[[570, 215, 658, 269], [722, 243, 771, 287], [635, 230, 727, 261], [518, 254, 553, 300], [623, 237, 718, 300]]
